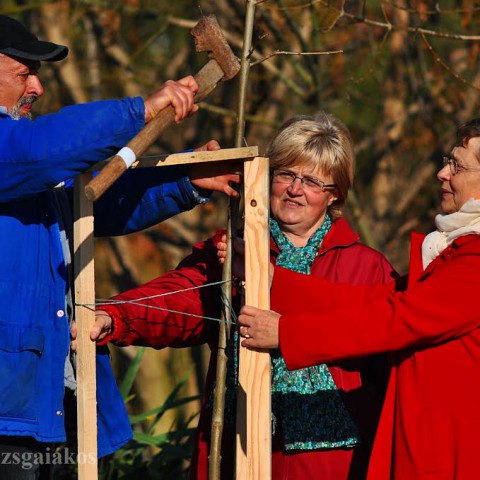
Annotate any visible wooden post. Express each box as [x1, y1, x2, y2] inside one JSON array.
[[74, 172, 98, 479], [72, 147, 262, 479], [236, 157, 271, 479]]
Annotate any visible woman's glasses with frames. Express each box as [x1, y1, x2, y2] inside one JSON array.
[[272, 169, 337, 192], [442, 156, 480, 175]]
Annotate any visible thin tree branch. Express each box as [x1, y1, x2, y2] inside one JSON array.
[[166, 16, 308, 97], [198, 102, 279, 128], [421, 32, 480, 91], [250, 48, 343, 66], [385, 1, 480, 16], [345, 11, 480, 41], [209, 2, 258, 477], [259, 0, 480, 41]]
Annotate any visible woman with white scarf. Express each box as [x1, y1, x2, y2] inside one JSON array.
[[238, 118, 480, 480]]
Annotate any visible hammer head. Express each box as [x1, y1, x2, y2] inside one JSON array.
[[190, 15, 240, 81]]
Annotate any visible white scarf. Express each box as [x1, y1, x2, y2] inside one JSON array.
[[422, 198, 480, 269]]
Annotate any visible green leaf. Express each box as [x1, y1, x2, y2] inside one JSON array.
[[133, 428, 197, 447], [119, 347, 145, 399], [129, 394, 200, 425]]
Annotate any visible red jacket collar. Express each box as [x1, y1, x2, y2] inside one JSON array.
[[408, 231, 480, 287], [269, 217, 359, 254], [320, 217, 360, 252]]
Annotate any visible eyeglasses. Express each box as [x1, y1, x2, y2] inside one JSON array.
[[271, 169, 337, 192], [442, 156, 480, 175]]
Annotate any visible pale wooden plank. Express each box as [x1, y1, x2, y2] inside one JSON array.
[[90, 146, 259, 171], [236, 157, 271, 479], [73, 173, 98, 480]]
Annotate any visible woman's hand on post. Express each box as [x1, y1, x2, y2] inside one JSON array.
[[217, 234, 246, 279], [144, 75, 199, 123], [217, 235, 275, 287], [70, 311, 114, 352], [238, 305, 280, 349], [90, 311, 114, 343]]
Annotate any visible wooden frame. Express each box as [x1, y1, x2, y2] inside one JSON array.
[[73, 147, 270, 479]]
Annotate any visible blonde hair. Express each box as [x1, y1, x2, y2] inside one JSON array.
[[266, 112, 355, 220]]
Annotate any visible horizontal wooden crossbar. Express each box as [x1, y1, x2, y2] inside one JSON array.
[[90, 146, 259, 170]]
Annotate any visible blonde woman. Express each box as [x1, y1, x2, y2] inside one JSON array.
[[82, 112, 396, 479]]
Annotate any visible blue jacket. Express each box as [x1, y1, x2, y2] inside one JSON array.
[[0, 97, 202, 456]]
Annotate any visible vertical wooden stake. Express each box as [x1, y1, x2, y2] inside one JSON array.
[[74, 173, 98, 479], [236, 157, 271, 479]]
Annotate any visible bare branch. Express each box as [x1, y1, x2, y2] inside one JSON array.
[[251, 48, 343, 66], [421, 32, 480, 92], [256, 0, 480, 41], [198, 102, 279, 128], [385, 1, 480, 16], [344, 10, 480, 41], [345, 28, 391, 86], [260, 0, 341, 13], [166, 16, 308, 97]]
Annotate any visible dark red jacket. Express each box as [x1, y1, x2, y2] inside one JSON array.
[[99, 218, 396, 479], [275, 232, 480, 480]]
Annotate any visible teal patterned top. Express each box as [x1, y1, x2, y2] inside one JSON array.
[[270, 216, 359, 451]]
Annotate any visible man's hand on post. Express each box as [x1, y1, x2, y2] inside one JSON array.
[[189, 140, 242, 198]]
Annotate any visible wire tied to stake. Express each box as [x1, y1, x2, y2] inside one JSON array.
[[75, 278, 239, 325]]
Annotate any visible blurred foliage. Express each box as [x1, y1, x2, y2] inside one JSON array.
[[2, 0, 480, 476], [55, 349, 199, 479], [99, 348, 200, 480]]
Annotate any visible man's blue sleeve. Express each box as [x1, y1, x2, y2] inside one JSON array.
[[93, 165, 201, 235], [0, 98, 144, 203], [65, 166, 205, 236]]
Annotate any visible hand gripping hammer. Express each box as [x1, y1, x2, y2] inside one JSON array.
[[84, 15, 240, 202]]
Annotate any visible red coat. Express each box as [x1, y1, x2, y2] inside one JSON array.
[[274, 232, 480, 480], [99, 219, 395, 479]]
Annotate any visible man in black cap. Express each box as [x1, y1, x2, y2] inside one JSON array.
[[0, 14, 68, 120], [0, 14, 68, 60], [0, 14, 239, 479]]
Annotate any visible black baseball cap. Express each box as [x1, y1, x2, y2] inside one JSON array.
[[0, 15, 68, 62]]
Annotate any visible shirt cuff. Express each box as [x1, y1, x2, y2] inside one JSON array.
[[96, 305, 125, 346], [184, 175, 211, 204]]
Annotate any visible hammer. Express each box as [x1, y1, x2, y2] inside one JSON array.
[[84, 15, 240, 202]]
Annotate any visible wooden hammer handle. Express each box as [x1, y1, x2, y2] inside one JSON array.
[[84, 59, 224, 202]]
